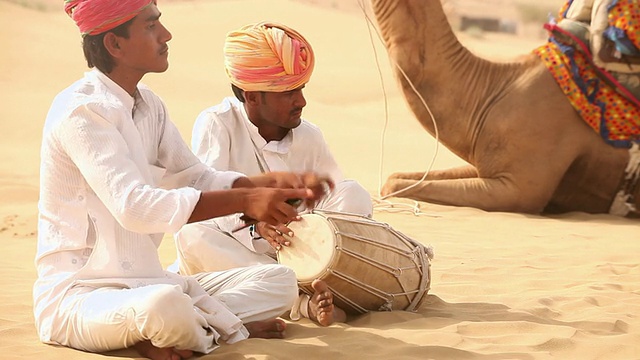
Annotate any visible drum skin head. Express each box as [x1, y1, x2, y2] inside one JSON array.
[[277, 213, 337, 283]]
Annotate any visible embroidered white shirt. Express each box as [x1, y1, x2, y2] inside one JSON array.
[[35, 69, 244, 343]]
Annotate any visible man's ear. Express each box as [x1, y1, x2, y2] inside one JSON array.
[[103, 32, 122, 58], [244, 91, 260, 105]]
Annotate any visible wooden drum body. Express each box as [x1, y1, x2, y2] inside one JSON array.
[[277, 210, 432, 315]]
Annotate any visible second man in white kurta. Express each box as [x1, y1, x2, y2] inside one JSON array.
[[172, 22, 373, 327]]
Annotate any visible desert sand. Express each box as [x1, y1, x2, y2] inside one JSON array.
[[0, 0, 639, 359]]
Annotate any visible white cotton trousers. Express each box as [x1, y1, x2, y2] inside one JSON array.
[[51, 264, 298, 354], [174, 180, 373, 273]]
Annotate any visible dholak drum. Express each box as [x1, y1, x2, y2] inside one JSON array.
[[277, 210, 433, 315]]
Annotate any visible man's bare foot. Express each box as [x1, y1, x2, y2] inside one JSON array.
[[245, 318, 287, 339], [133, 340, 193, 360], [308, 279, 347, 326]]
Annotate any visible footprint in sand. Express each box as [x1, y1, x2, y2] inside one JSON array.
[[0, 214, 36, 237]]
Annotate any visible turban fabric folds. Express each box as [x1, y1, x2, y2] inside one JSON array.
[[224, 22, 315, 92], [64, 0, 154, 36]]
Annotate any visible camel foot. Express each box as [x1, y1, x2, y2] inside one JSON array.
[[245, 318, 287, 339], [133, 340, 193, 360], [308, 279, 347, 326]]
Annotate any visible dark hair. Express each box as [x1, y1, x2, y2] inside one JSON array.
[[231, 84, 246, 102], [81, 19, 134, 74], [231, 84, 267, 103]]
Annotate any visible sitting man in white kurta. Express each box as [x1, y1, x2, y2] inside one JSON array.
[[35, 4, 333, 360], [172, 22, 373, 327]]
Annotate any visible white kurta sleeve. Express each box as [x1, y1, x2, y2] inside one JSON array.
[[192, 110, 233, 171], [57, 104, 201, 235], [157, 112, 243, 192]]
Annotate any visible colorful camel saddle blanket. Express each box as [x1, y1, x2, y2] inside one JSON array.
[[533, 0, 640, 148]]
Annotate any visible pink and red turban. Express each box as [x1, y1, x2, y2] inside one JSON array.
[[64, 0, 154, 36], [224, 22, 315, 92]]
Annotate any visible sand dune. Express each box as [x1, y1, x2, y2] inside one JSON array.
[[1, 0, 639, 359]]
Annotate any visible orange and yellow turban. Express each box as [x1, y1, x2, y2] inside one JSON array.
[[64, 0, 154, 36], [224, 22, 315, 92]]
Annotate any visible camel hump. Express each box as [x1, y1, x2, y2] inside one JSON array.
[[549, 0, 640, 101]]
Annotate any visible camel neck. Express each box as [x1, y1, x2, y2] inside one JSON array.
[[370, 0, 527, 160]]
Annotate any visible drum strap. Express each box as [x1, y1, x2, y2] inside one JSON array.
[[253, 151, 268, 174], [240, 111, 270, 174], [250, 136, 293, 175]]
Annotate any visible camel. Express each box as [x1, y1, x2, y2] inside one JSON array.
[[370, 0, 639, 217]]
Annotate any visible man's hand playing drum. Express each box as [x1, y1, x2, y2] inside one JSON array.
[[248, 171, 334, 208], [231, 171, 334, 234], [255, 221, 294, 250], [250, 172, 334, 249]]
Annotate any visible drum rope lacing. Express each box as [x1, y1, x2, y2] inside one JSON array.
[[327, 270, 420, 311], [331, 226, 432, 312], [290, 210, 433, 313]]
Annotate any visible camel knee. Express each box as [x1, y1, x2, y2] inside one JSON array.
[[381, 177, 427, 199], [381, 178, 402, 197]]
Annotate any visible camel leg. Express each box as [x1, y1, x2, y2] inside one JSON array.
[[386, 165, 478, 182], [381, 176, 551, 214], [425, 165, 479, 180], [382, 165, 478, 196]]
